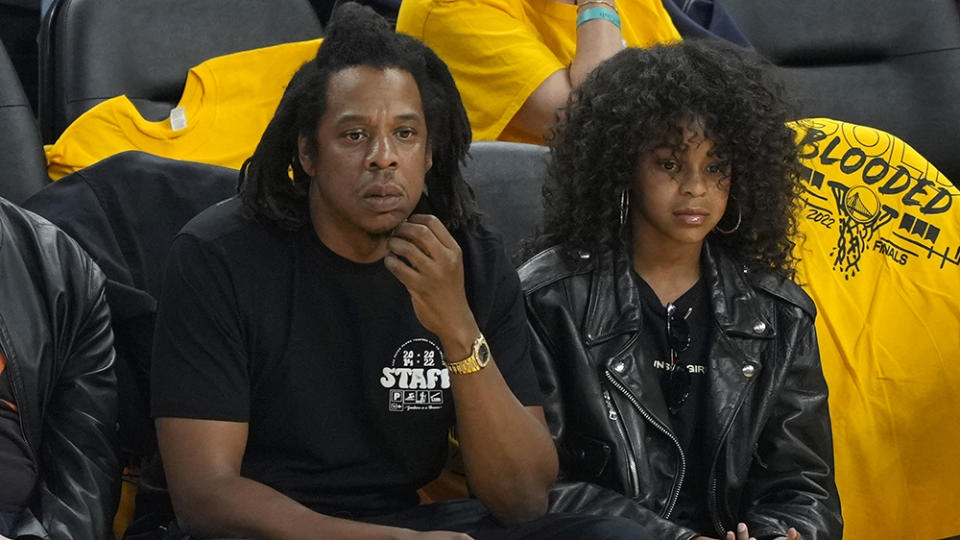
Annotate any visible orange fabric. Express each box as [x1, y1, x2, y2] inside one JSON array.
[[0, 348, 16, 411]]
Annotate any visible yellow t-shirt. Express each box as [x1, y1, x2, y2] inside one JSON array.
[[45, 39, 322, 181], [397, 0, 680, 144], [790, 118, 960, 540]]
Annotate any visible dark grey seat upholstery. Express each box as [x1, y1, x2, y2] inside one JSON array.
[[23, 152, 237, 461], [0, 40, 48, 203], [462, 141, 549, 263], [38, 0, 323, 142], [723, 0, 960, 185]]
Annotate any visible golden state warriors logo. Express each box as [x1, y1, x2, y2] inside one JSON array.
[[381, 338, 449, 412], [844, 186, 880, 223], [829, 183, 896, 278]]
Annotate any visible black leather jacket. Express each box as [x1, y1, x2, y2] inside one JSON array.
[[0, 198, 119, 540], [520, 243, 842, 540]]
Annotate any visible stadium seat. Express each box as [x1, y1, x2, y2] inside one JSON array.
[[462, 141, 549, 262], [723, 0, 960, 185], [38, 0, 323, 142], [23, 151, 237, 466], [0, 40, 48, 203], [23, 151, 238, 537]]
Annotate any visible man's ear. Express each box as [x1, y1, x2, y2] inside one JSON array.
[[297, 134, 315, 177], [424, 141, 433, 173]]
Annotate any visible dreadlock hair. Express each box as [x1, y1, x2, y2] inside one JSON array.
[[528, 39, 803, 279], [238, 2, 477, 231]]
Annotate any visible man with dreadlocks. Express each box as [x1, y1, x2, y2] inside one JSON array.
[[150, 4, 646, 540]]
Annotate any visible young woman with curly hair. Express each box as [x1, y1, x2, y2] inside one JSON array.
[[520, 40, 843, 540]]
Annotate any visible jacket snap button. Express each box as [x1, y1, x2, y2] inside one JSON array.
[[613, 361, 626, 373], [578, 250, 591, 260], [742, 364, 756, 378], [753, 321, 766, 333]]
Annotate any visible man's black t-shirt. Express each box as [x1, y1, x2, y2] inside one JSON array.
[[151, 197, 542, 518]]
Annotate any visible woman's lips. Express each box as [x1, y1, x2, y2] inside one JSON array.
[[674, 208, 708, 225]]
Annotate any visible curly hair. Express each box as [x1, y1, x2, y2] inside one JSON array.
[[529, 39, 802, 278], [238, 2, 477, 231]]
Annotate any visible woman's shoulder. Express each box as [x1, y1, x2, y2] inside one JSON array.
[[708, 242, 817, 319], [743, 266, 817, 320], [517, 244, 597, 295]]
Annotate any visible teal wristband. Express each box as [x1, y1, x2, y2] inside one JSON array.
[[576, 7, 621, 29]]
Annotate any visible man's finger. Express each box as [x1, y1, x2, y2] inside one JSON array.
[[387, 236, 431, 273], [384, 252, 419, 286], [392, 220, 440, 258], [407, 213, 457, 250]]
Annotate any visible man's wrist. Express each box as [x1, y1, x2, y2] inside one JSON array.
[[444, 334, 490, 375], [437, 319, 482, 364]]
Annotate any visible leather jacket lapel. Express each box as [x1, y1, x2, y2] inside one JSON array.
[[702, 244, 775, 458], [584, 249, 674, 431], [583, 248, 642, 346]]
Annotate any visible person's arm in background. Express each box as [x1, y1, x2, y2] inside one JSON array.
[[399, 0, 617, 143], [511, 0, 624, 142]]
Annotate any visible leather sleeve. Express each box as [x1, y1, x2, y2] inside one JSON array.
[[15, 257, 120, 540], [739, 308, 843, 540]]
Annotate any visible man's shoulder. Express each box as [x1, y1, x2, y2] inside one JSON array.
[[179, 196, 292, 248]]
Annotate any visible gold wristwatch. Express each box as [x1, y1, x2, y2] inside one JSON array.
[[445, 334, 490, 375]]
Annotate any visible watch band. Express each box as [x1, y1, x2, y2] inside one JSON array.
[[445, 334, 490, 375]]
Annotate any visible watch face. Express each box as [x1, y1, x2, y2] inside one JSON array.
[[476, 339, 491, 366]]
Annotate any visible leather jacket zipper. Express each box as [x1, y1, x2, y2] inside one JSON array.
[[710, 476, 723, 536], [707, 362, 760, 536], [601, 388, 640, 498], [605, 370, 686, 519]]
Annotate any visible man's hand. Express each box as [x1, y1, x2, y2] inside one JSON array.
[[385, 214, 478, 354], [386, 214, 557, 524]]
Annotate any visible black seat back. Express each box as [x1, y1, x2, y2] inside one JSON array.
[[23, 152, 238, 459], [723, 0, 960, 184], [38, 0, 323, 142], [462, 141, 549, 263], [0, 40, 48, 203]]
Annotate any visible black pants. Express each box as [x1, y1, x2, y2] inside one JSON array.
[[165, 498, 650, 540]]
